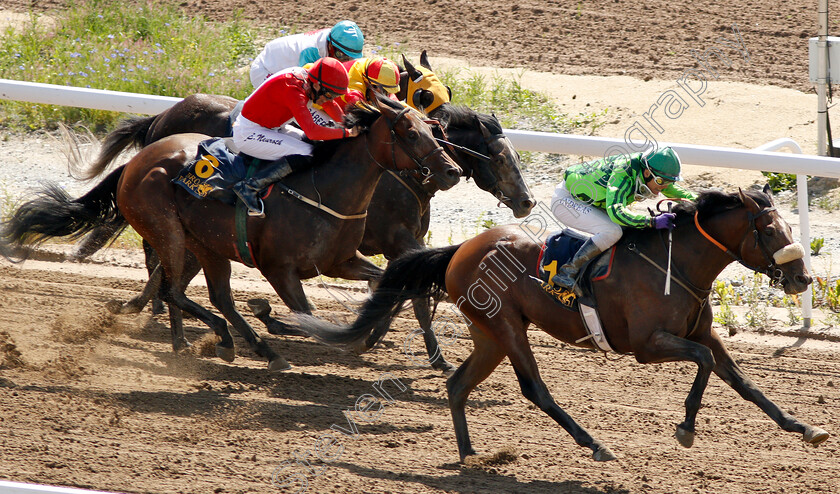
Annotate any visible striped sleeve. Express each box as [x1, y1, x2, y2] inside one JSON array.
[[605, 169, 650, 228], [663, 183, 697, 201]]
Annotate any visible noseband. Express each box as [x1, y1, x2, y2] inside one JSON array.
[[694, 206, 802, 286]]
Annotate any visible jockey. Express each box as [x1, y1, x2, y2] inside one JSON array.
[[249, 20, 365, 88], [304, 57, 401, 125], [549, 146, 697, 291], [232, 57, 360, 217], [336, 57, 401, 110]]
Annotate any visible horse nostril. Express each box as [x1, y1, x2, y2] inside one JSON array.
[[797, 274, 813, 286], [446, 168, 460, 180], [521, 199, 536, 211]]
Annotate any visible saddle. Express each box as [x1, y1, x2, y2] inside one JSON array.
[[172, 137, 260, 205], [532, 229, 617, 353]]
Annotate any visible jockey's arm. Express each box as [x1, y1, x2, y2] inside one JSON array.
[[605, 169, 652, 228], [662, 182, 697, 201], [287, 90, 347, 141], [320, 97, 348, 123]]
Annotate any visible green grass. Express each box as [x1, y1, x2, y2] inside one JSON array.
[[0, 0, 258, 131]]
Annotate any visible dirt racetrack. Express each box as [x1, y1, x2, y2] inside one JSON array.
[[2, 1, 840, 493], [0, 259, 838, 494]]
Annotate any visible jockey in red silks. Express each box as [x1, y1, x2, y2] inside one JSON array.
[[231, 57, 360, 217], [249, 20, 365, 88]]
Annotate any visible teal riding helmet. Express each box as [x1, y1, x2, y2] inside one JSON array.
[[328, 20, 364, 59], [643, 146, 683, 182]]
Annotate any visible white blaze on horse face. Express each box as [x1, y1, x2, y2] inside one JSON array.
[[773, 243, 805, 265]]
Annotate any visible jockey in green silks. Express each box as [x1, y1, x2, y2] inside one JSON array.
[[549, 146, 697, 291]]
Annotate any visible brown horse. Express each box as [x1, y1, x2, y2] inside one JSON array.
[[69, 53, 533, 373], [1, 96, 461, 371], [285, 187, 829, 460]]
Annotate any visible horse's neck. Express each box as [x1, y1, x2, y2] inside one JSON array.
[[670, 219, 741, 289], [303, 139, 384, 214]]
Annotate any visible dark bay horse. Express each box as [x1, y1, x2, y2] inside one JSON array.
[[285, 187, 829, 460], [2, 96, 461, 371], [70, 53, 533, 373]]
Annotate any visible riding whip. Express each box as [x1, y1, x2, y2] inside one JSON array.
[[665, 202, 673, 295]]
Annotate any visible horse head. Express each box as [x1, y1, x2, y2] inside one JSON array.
[[400, 51, 452, 114], [686, 187, 811, 295], [366, 93, 461, 190], [431, 107, 535, 218], [737, 185, 812, 294]]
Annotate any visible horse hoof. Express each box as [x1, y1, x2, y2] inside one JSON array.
[[804, 427, 830, 446], [676, 425, 695, 448], [592, 446, 617, 462], [215, 345, 236, 363], [173, 339, 192, 353], [434, 361, 457, 376], [248, 298, 272, 319], [350, 342, 371, 355], [268, 357, 291, 372], [105, 300, 128, 314]]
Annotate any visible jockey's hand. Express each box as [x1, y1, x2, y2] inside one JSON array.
[[652, 212, 676, 230], [345, 126, 361, 138]]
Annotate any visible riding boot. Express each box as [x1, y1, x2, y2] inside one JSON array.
[[551, 238, 604, 291], [232, 157, 295, 217]]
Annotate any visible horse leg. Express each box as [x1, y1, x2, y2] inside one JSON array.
[[106, 261, 163, 314], [697, 329, 829, 446], [446, 324, 506, 461], [407, 297, 455, 375], [155, 256, 235, 360], [634, 329, 716, 448], [192, 250, 290, 371], [503, 325, 616, 461], [144, 241, 166, 315]]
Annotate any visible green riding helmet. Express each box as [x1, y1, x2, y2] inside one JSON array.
[[643, 146, 683, 182]]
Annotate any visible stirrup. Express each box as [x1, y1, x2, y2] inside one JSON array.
[[247, 198, 265, 218]]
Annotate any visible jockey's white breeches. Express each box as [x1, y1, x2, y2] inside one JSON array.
[[231, 115, 313, 161], [550, 181, 623, 251]]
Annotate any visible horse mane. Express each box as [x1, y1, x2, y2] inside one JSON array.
[[671, 189, 771, 223], [437, 105, 502, 134], [310, 99, 392, 163]]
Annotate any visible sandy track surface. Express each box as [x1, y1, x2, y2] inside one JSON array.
[[1, 1, 839, 493]]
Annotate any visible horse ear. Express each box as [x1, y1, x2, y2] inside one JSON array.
[[738, 187, 761, 213], [420, 50, 433, 71], [475, 115, 492, 139], [402, 54, 422, 81]]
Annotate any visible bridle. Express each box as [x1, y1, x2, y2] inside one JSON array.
[[693, 204, 795, 287], [367, 106, 447, 184], [430, 115, 514, 205]]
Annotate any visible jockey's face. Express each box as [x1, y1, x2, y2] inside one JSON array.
[[328, 43, 353, 62], [643, 169, 673, 194]]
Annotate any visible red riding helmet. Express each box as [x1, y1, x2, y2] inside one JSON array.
[[307, 57, 349, 95]]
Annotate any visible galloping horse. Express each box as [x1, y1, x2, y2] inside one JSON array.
[[2, 96, 461, 371], [70, 51, 533, 373], [286, 187, 829, 460]]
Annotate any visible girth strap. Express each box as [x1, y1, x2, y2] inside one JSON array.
[[235, 160, 258, 268], [386, 169, 430, 216]]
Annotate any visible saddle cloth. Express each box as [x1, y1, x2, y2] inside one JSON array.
[[532, 229, 617, 353], [172, 138, 250, 204]]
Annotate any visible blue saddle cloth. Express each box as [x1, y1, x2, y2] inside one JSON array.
[[537, 229, 589, 282], [533, 229, 612, 311], [172, 138, 248, 202]]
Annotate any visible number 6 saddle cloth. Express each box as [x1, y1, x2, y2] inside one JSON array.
[[173, 137, 251, 204], [532, 229, 618, 353]]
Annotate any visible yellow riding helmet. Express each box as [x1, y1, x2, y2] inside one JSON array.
[[363, 58, 400, 94]]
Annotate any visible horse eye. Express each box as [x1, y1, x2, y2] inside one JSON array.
[[764, 226, 776, 236], [407, 129, 419, 141]]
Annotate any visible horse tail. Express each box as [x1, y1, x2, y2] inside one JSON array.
[[1, 165, 127, 259], [296, 244, 462, 348], [80, 115, 155, 180]]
